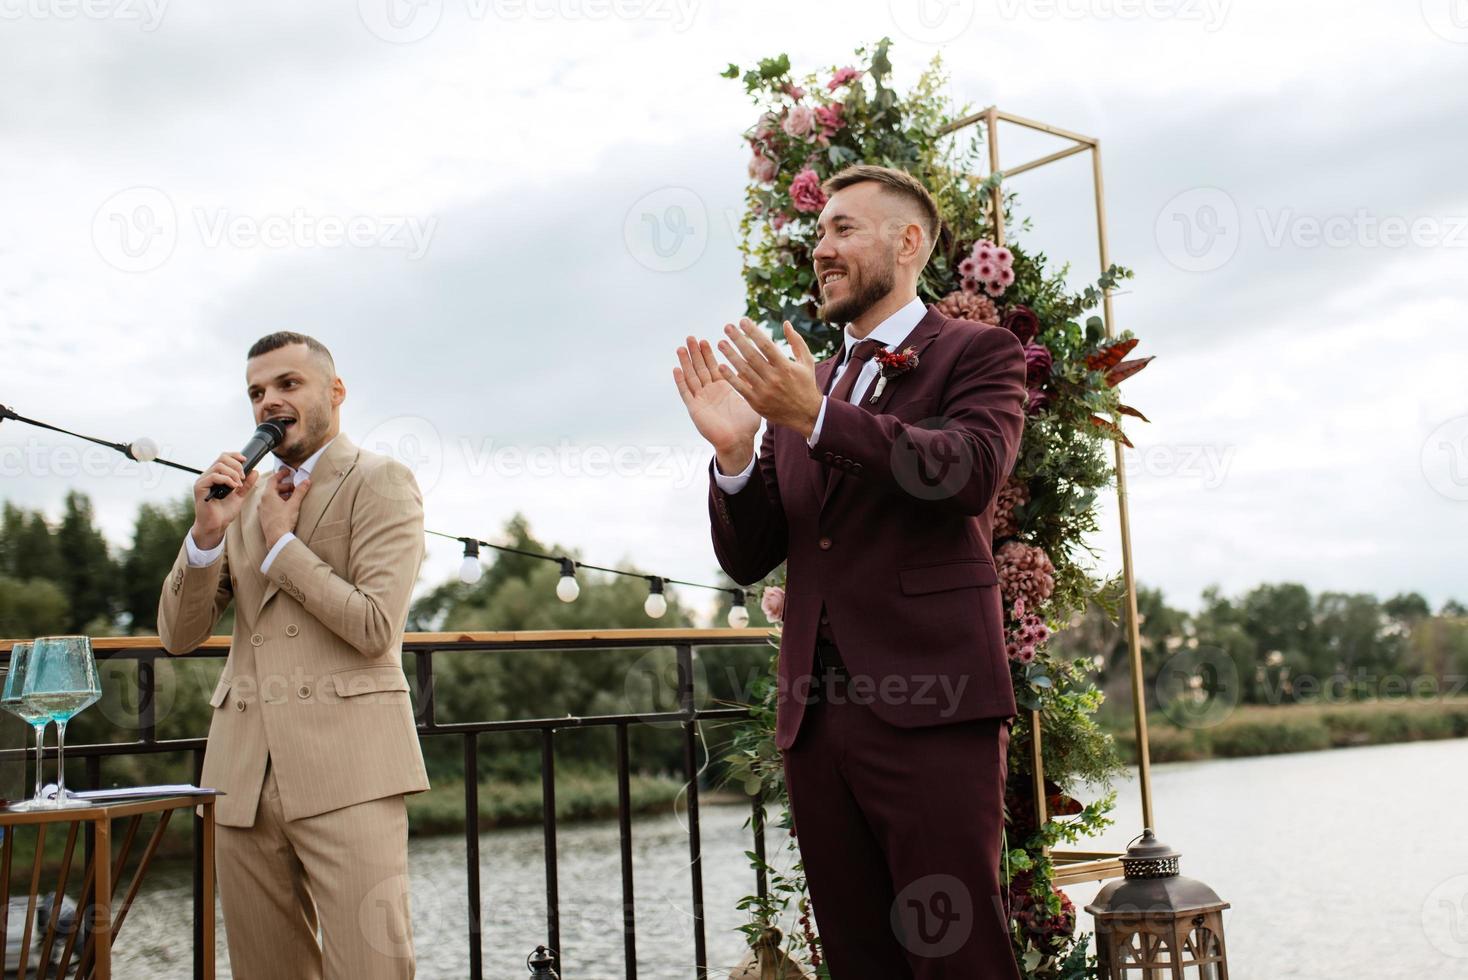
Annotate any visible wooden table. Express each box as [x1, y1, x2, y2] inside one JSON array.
[[0, 793, 217, 980]]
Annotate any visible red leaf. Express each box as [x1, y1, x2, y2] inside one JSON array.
[[1105, 355, 1154, 387], [1084, 337, 1137, 372], [1088, 414, 1134, 448], [1116, 404, 1151, 422]]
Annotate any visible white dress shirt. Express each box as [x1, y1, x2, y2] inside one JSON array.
[[185, 435, 338, 574], [714, 296, 928, 493]]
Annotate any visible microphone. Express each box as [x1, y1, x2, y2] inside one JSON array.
[[206, 419, 288, 500]]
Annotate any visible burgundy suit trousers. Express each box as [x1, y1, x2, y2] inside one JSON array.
[[782, 671, 1023, 980]]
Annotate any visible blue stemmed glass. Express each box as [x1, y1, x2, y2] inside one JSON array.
[[1, 642, 50, 811], [22, 635, 101, 809]]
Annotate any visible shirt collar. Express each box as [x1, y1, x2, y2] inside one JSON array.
[[273, 433, 336, 480], [842, 296, 927, 360]]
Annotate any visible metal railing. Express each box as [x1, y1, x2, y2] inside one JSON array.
[[0, 628, 776, 980]]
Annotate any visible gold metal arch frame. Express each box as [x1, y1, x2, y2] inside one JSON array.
[[939, 107, 1155, 886]]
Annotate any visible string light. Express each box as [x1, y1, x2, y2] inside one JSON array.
[[458, 538, 483, 585], [556, 558, 580, 603], [0, 403, 762, 624], [727, 588, 750, 628], [643, 577, 668, 619]]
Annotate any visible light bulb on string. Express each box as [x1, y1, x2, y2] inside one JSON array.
[[556, 558, 580, 603], [727, 588, 750, 628], [127, 437, 159, 463], [458, 538, 483, 585], [644, 577, 667, 619]]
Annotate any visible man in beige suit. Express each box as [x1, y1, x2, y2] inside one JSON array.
[[158, 331, 429, 979]]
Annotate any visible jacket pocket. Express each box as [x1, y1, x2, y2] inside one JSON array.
[[330, 664, 411, 699], [898, 558, 999, 595]]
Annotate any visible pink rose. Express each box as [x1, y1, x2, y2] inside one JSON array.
[[828, 66, 863, 90], [748, 152, 778, 184], [761, 586, 786, 624], [782, 105, 815, 138], [814, 102, 845, 140], [789, 168, 827, 213]]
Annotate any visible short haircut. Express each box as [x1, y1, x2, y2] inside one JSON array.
[[822, 164, 942, 251], [247, 332, 335, 378]]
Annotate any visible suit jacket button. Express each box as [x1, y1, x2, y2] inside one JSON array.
[[823, 452, 834, 462], [297, 685, 311, 699], [234, 700, 246, 712], [818, 536, 832, 550], [249, 633, 264, 647], [285, 624, 299, 637]]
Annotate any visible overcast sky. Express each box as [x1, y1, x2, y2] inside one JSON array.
[[2, 0, 1465, 621]]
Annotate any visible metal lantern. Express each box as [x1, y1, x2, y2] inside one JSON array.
[[1084, 830, 1230, 979], [526, 945, 560, 979]]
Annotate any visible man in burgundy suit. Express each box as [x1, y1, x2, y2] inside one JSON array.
[[673, 165, 1027, 979]]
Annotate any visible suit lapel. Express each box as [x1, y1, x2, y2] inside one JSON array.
[[256, 434, 362, 617], [819, 306, 947, 512]]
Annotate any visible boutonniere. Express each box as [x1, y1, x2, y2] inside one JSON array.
[[869, 346, 920, 403]]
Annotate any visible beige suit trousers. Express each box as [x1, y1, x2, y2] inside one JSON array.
[[216, 764, 415, 979]]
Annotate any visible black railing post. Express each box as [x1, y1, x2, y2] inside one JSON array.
[[138, 654, 157, 743], [463, 733, 483, 980], [616, 722, 637, 979], [541, 728, 561, 975], [676, 644, 708, 979]]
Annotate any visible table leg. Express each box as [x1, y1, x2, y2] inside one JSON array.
[[93, 816, 111, 980]]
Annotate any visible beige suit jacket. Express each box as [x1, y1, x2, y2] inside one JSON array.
[[157, 433, 430, 827]]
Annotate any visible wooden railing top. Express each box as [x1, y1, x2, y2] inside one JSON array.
[[0, 627, 775, 654]]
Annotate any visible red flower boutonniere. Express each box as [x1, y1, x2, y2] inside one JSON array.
[[869, 346, 920, 403]]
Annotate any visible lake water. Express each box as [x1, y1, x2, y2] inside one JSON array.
[[105, 736, 1468, 978]]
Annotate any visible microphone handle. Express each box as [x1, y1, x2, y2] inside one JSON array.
[[205, 430, 279, 500]]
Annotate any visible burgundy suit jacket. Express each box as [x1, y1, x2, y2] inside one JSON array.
[[709, 304, 1027, 749]]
